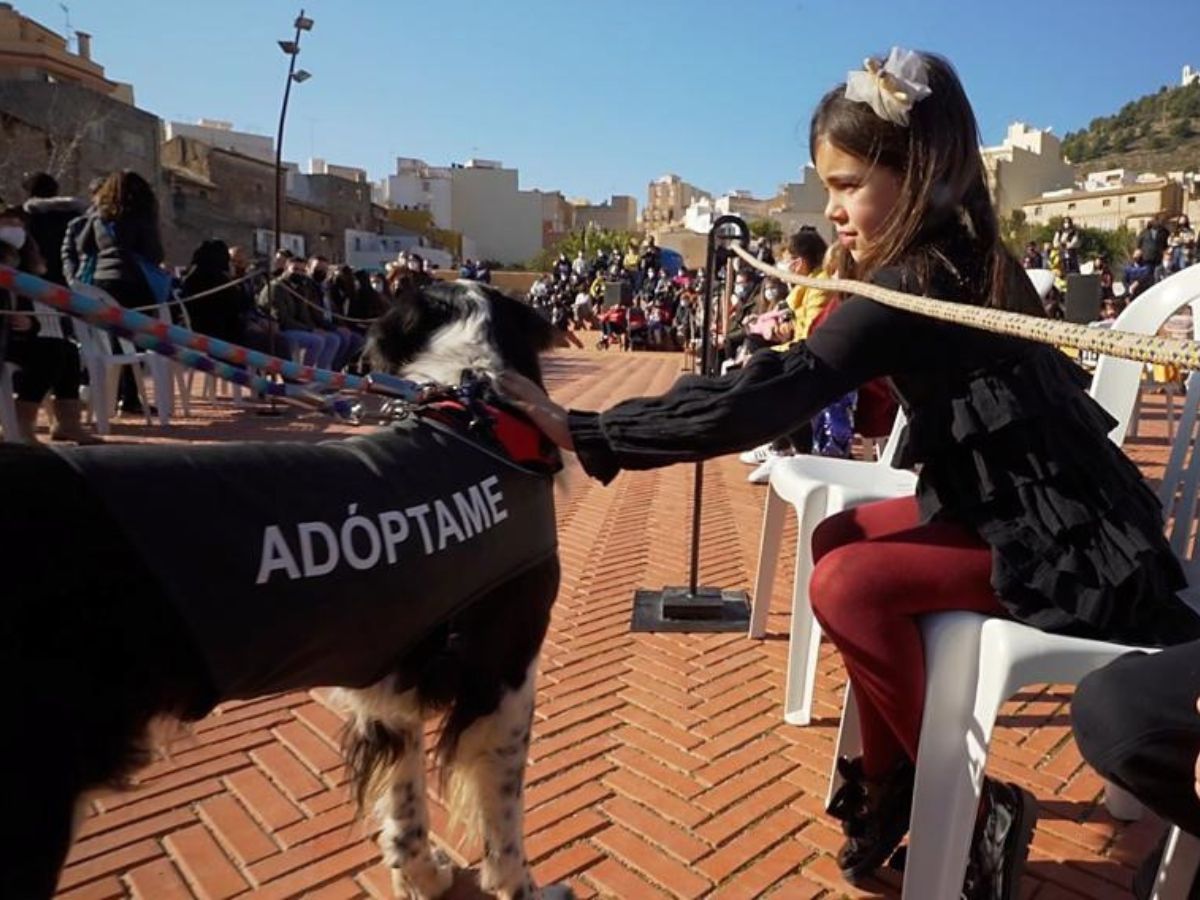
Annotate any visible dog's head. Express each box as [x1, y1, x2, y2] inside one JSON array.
[[367, 280, 557, 388]]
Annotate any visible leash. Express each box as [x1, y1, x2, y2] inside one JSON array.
[[730, 244, 1200, 368], [0, 266, 519, 431]]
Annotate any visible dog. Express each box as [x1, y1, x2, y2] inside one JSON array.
[[1, 280, 572, 899]]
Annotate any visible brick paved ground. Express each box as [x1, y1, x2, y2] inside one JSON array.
[[49, 347, 1176, 899]]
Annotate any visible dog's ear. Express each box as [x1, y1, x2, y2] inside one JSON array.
[[478, 287, 556, 383], [486, 288, 557, 353], [366, 286, 456, 373]]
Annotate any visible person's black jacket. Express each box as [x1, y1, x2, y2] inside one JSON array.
[[62, 211, 164, 290], [182, 241, 248, 343], [23, 196, 86, 286]]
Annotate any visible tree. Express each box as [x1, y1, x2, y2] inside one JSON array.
[[748, 218, 783, 243], [526, 226, 643, 272]]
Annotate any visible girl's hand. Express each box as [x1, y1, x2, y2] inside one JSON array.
[[1195, 696, 1200, 801], [495, 371, 575, 451]]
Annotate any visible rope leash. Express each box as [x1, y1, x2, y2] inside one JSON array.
[[730, 244, 1200, 368]]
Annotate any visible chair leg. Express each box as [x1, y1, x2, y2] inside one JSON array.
[[825, 682, 862, 809], [748, 488, 788, 639], [903, 613, 996, 900], [782, 486, 831, 726], [1152, 827, 1200, 900]]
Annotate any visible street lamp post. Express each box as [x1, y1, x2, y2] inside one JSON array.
[[273, 10, 314, 257]]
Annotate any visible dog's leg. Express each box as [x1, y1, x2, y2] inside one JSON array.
[[342, 686, 454, 900], [449, 662, 548, 900]]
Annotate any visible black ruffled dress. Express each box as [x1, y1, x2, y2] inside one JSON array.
[[567, 252, 1200, 648]]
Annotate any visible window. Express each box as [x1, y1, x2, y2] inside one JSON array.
[[1102, 199, 1111, 207], [1067, 202, 1076, 210], [1034, 206, 1042, 215], [1128, 196, 1137, 204]]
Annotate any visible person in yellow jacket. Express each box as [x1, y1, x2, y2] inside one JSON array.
[[776, 230, 831, 349]]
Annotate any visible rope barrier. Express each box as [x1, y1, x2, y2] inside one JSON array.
[[130, 267, 268, 311], [0, 266, 363, 392], [272, 278, 381, 326], [730, 243, 1200, 369]]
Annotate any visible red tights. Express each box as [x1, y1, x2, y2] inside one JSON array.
[[809, 495, 1006, 778]]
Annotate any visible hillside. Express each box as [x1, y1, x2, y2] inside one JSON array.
[[1062, 80, 1200, 175]]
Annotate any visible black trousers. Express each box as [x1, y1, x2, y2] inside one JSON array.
[[1072, 641, 1200, 836], [7, 335, 82, 402]]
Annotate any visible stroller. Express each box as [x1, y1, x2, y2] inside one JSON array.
[[596, 305, 627, 350]]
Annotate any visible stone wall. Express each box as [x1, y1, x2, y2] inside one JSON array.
[[0, 79, 161, 202]]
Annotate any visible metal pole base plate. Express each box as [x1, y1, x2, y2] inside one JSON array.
[[630, 586, 751, 633]]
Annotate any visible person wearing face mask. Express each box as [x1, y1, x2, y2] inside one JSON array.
[[256, 258, 338, 369], [0, 205, 96, 443], [306, 256, 366, 370]]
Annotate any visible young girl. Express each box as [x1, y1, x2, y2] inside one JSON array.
[[500, 49, 1200, 896]]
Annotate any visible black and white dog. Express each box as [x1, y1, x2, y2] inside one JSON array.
[[1, 281, 570, 899]]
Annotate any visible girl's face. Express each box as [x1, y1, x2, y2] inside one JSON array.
[[815, 139, 903, 263]]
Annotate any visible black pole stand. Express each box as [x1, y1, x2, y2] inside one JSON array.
[[631, 215, 753, 633]]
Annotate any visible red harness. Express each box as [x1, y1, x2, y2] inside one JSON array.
[[419, 400, 562, 475]]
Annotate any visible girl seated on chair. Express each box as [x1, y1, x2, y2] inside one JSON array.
[[0, 205, 95, 444], [499, 48, 1200, 898]]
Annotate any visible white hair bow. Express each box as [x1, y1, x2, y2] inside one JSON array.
[[844, 47, 932, 126]]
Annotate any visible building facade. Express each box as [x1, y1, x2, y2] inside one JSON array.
[[980, 122, 1076, 218], [164, 119, 273, 163], [448, 159, 542, 265], [378, 157, 454, 229], [645, 174, 710, 227], [0, 2, 132, 101], [1021, 178, 1183, 232], [571, 195, 637, 233]]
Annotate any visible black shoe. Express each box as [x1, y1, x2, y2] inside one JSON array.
[[962, 779, 1037, 900], [827, 756, 915, 886]]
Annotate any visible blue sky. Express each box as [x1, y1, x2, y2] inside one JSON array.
[[17, 0, 1200, 204]]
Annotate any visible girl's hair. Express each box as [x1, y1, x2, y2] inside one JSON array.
[[810, 50, 1042, 316], [95, 170, 159, 222]]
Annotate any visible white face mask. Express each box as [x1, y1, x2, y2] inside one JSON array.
[[0, 225, 26, 250], [764, 288, 781, 301]]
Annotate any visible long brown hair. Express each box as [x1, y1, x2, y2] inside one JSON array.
[[810, 51, 1042, 316], [94, 170, 159, 223]]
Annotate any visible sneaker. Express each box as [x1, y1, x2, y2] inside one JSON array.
[[738, 443, 773, 465], [828, 756, 915, 886], [961, 779, 1038, 900], [748, 458, 776, 484]]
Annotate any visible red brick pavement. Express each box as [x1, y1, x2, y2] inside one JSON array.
[[47, 348, 1177, 898]]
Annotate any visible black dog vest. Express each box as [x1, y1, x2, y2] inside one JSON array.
[[55, 415, 558, 700]]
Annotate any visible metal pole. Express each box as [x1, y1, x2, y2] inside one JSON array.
[[687, 214, 749, 595], [273, 10, 305, 256]]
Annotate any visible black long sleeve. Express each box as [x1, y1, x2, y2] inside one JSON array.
[[568, 343, 857, 483], [567, 278, 1032, 484]]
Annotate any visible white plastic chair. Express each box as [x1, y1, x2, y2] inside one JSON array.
[[754, 265, 1200, 726], [0, 362, 20, 442], [1150, 828, 1200, 900], [748, 410, 916, 724], [826, 369, 1200, 899], [71, 282, 174, 434]]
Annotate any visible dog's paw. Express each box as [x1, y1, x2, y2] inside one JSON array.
[[389, 848, 455, 899]]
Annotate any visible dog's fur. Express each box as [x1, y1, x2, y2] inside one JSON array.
[[2, 281, 566, 899]]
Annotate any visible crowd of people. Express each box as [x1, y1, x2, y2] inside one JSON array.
[[1021, 212, 1198, 320], [0, 166, 471, 444]]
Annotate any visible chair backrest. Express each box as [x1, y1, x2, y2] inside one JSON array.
[[1026, 269, 1055, 300], [1158, 370, 1200, 586], [1092, 266, 1200, 445], [877, 407, 908, 467]]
